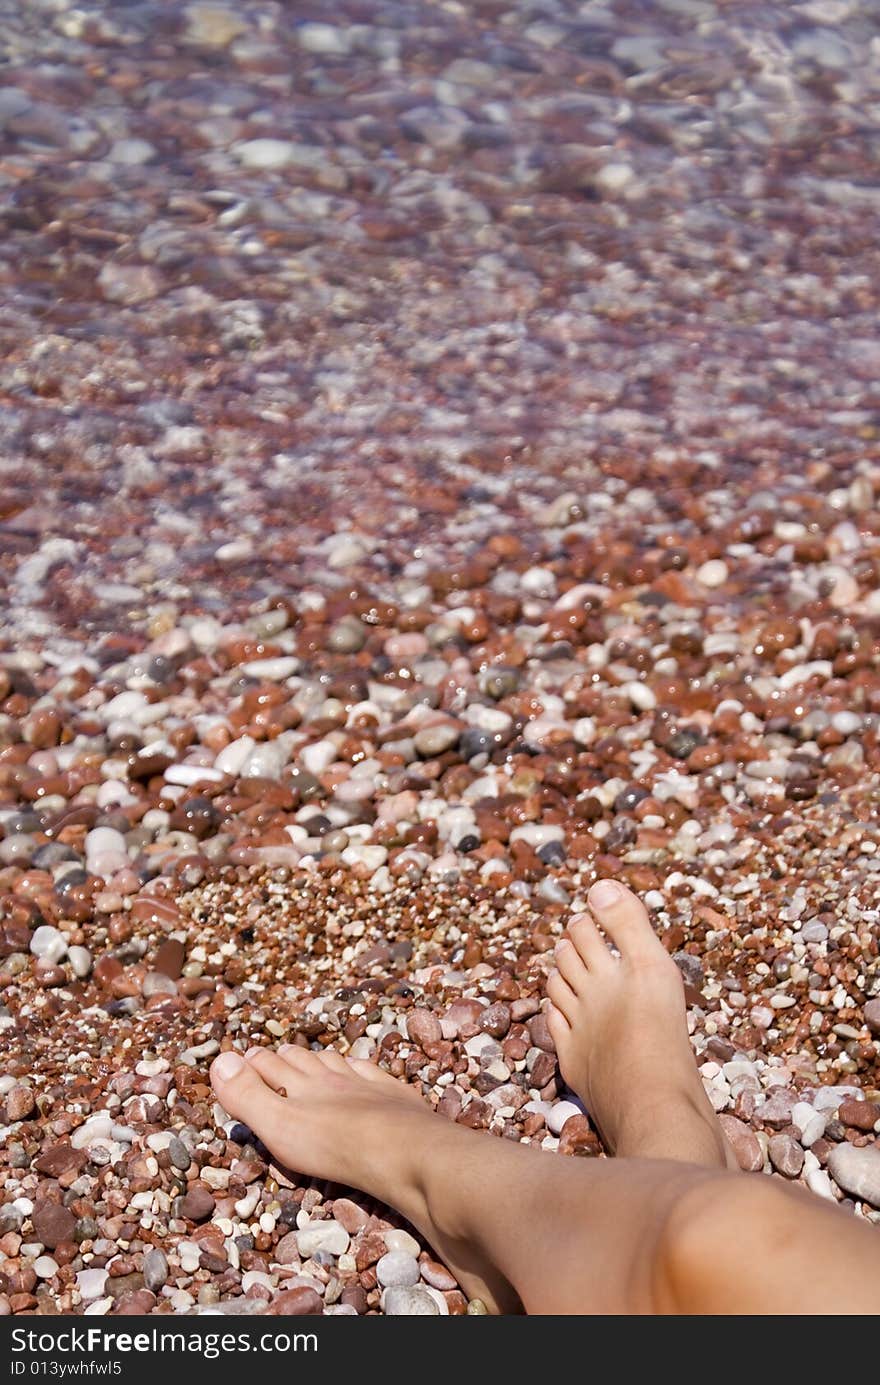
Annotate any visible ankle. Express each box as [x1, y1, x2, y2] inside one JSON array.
[[350, 1102, 438, 1218], [416, 1122, 488, 1243], [614, 1085, 725, 1163]]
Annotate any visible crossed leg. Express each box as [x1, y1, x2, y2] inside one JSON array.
[[210, 881, 880, 1315]]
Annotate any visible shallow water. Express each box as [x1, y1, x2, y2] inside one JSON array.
[[2, 0, 879, 650]]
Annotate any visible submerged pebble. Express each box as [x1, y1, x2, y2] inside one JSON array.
[[0, 0, 878, 1324]]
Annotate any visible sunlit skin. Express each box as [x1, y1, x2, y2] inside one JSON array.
[[211, 881, 880, 1315]]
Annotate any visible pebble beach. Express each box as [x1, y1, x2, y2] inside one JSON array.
[[1, 0, 879, 1317]]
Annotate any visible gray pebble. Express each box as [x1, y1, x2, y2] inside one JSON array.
[[414, 724, 460, 757], [143, 1247, 169, 1293], [828, 1144, 880, 1208], [327, 616, 366, 653], [168, 1136, 192, 1171], [383, 1285, 440, 1315], [376, 1250, 420, 1288]]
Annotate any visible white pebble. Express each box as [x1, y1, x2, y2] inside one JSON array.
[[805, 1168, 837, 1201], [67, 946, 92, 978], [135, 1058, 169, 1077], [509, 823, 564, 847], [108, 138, 155, 165], [383, 1285, 440, 1315], [83, 1298, 113, 1316], [791, 1102, 826, 1147], [239, 657, 299, 681], [572, 717, 596, 746], [300, 739, 337, 775], [178, 1241, 201, 1273], [71, 1114, 113, 1148], [200, 1166, 231, 1190], [340, 843, 387, 872], [297, 21, 351, 54], [383, 1229, 421, 1257], [234, 1188, 260, 1220], [624, 682, 656, 711], [547, 1100, 583, 1135], [29, 926, 67, 963], [520, 566, 557, 597], [241, 1270, 274, 1292], [214, 735, 256, 777], [146, 1132, 174, 1152], [696, 559, 728, 587], [164, 764, 224, 786], [76, 1268, 108, 1301], [234, 139, 301, 171], [296, 1220, 350, 1258], [596, 162, 634, 193]]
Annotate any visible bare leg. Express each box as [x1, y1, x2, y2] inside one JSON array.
[[210, 1043, 880, 1315], [209, 879, 880, 1315], [545, 879, 737, 1168], [233, 1045, 521, 1314]]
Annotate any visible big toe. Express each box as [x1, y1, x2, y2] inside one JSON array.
[[587, 879, 659, 957], [211, 1050, 288, 1145]]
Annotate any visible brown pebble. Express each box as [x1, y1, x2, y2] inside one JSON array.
[[406, 1008, 442, 1049], [153, 938, 186, 979], [719, 1115, 764, 1172], [274, 1231, 300, 1266], [558, 1114, 601, 1157], [768, 1133, 805, 1178], [340, 1282, 368, 1313], [179, 1186, 216, 1222], [354, 1231, 386, 1272], [5, 1086, 36, 1121], [269, 1287, 323, 1315], [419, 1257, 458, 1291], [526, 1012, 556, 1053], [34, 1146, 88, 1178], [112, 1289, 157, 1315], [32, 1201, 77, 1250], [332, 1198, 370, 1235], [839, 1099, 879, 1132], [480, 1002, 512, 1039], [530, 1051, 557, 1088]]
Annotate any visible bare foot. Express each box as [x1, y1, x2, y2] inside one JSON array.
[[210, 1044, 520, 1313], [545, 880, 736, 1169]]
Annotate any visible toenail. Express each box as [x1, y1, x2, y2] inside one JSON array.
[[245, 1047, 261, 1059], [213, 1052, 244, 1080], [590, 879, 622, 907], [555, 937, 572, 953]]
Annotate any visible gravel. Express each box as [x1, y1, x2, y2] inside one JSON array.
[[0, 0, 878, 1320]]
